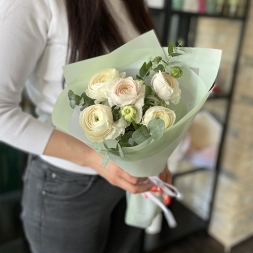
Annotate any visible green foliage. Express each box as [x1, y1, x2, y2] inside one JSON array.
[[128, 138, 135, 146], [117, 143, 124, 159], [91, 142, 102, 153], [132, 125, 150, 144], [139, 62, 147, 77], [112, 106, 121, 122], [100, 139, 125, 166], [147, 119, 165, 140], [145, 85, 153, 98], [68, 90, 81, 109], [118, 131, 134, 147], [102, 153, 109, 167], [153, 64, 165, 72], [170, 66, 183, 78], [131, 119, 165, 145], [68, 90, 95, 110], [168, 42, 174, 56], [152, 56, 162, 63], [136, 74, 144, 81]]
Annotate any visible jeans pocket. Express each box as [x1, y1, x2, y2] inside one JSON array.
[[43, 166, 96, 200]]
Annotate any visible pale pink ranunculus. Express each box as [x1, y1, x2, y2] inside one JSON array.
[[86, 68, 125, 102], [107, 77, 145, 123]]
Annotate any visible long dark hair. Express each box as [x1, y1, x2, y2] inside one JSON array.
[[65, 0, 154, 64]]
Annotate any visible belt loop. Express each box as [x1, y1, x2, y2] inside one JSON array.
[[26, 154, 33, 171]]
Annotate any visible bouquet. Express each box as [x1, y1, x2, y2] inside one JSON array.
[[52, 30, 222, 228]]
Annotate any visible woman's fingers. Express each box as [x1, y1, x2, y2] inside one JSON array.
[[110, 165, 154, 193], [159, 164, 172, 184], [95, 159, 153, 193], [117, 177, 154, 194]]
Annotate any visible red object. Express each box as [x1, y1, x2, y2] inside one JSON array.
[[163, 194, 172, 205], [149, 186, 172, 206], [213, 86, 220, 95], [198, 0, 206, 13], [150, 186, 162, 193]]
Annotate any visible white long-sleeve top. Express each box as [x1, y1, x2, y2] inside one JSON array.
[[0, 0, 139, 174]]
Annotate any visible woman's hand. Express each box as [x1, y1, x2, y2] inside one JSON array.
[[87, 150, 155, 194], [158, 164, 172, 184], [44, 130, 171, 194]]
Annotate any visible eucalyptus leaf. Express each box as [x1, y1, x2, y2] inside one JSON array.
[[69, 100, 76, 109], [120, 131, 134, 142], [154, 64, 164, 72], [139, 62, 147, 77], [74, 94, 81, 102], [147, 119, 165, 140], [136, 75, 143, 80], [92, 142, 102, 153], [132, 125, 150, 144], [81, 92, 95, 106], [153, 56, 162, 63], [80, 97, 84, 105], [168, 42, 174, 56], [103, 139, 110, 151], [147, 61, 152, 70], [117, 144, 124, 159], [103, 139, 117, 150], [128, 138, 135, 146], [68, 90, 75, 100], [102, 153, 109, 167]]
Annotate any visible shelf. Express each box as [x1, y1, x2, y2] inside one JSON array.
[[149, 8, 246, 21], [172, 167, 212, 179], [144, 200, 208, 253], [170, 10, 245, 21], [207, 93, 230, 100], [149, 8, 165, 14]]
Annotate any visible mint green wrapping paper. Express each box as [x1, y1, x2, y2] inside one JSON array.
[[52, 30, 222, 229]]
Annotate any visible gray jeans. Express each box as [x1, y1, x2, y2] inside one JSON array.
[[21, 156, 142, 253]]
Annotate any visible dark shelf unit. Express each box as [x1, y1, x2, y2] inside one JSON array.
[[166, 10, 246, 20], [145, 0, 251, 252]]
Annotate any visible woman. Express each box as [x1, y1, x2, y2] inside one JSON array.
[[0, 0, 172, 252]]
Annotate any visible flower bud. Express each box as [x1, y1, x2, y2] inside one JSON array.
[[170, 66, 183, 78], [121, 105, 137, 123]]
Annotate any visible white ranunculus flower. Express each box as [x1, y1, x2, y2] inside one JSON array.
[[79, 104, 124, 142], [142, 106, 176, 129], [107, 77, 145, 114], [86, 68, 125, 101], [106, 118, 129, 140], [151, 71, 181, 105]]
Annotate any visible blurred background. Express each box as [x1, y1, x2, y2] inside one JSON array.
[[1, 0, 253, 252]]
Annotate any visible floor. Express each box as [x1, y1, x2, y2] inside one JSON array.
[[154, 230, 253, 253], [1, 231, 253, 253]]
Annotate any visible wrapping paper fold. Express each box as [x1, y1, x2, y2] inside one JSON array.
[[52, 30, 222, 228]]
